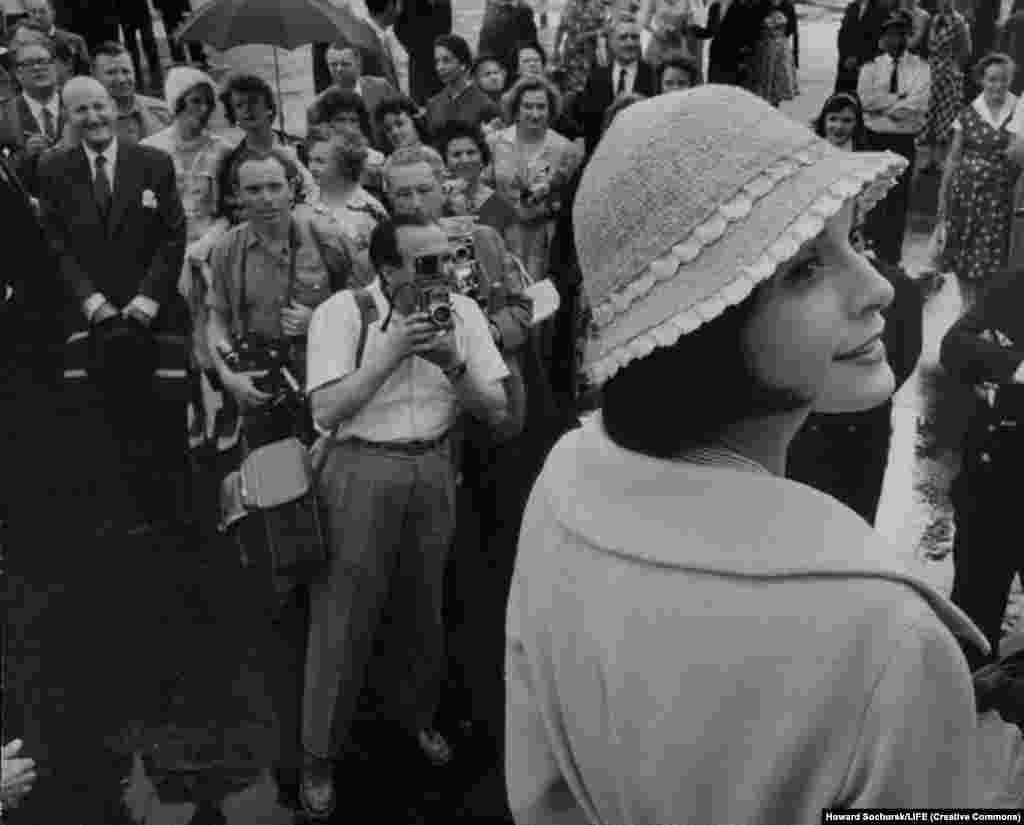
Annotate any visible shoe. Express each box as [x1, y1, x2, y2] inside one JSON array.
[[417, 727, 453, 767], [300, 755, 336, 820]]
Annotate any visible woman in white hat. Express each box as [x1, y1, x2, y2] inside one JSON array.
[[506, 85, 1016, 824]]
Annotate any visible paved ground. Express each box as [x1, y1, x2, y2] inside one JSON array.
[[4, 2, 1018, 824]]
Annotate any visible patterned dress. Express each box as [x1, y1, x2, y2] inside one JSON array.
[[946, 100, 1018, 285], [753, 8, 798, 105], [556, 0, 614, 97], [919, 11, 970, 146], [485, 126, 584, 281]]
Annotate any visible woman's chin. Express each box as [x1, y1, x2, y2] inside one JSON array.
[[812, 361, 896, 414]]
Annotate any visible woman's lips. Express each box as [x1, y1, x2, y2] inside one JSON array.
[[835, 335, 885, 363]]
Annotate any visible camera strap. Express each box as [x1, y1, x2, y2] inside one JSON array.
[[237, 218, 301, 339]]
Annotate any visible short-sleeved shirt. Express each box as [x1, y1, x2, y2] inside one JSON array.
[[207, 214, 348, 339], [307, 279, 510, 442]]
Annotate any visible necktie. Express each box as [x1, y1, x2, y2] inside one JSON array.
[[41, 107, 55, 142], [617, 66, 628, 95], [94, 154, 112, 219], [889, 56, 900, 94]]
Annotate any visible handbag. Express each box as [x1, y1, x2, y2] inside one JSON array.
[[219, 287, 379, 577]]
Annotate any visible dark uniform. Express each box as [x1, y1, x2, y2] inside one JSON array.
[[787, 259, 924, 526], [940, 266, 1024, 670]]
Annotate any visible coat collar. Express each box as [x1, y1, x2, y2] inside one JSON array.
[[543, 414, 989, 654]]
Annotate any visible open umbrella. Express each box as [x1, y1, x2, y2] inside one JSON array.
[[174, 0, 380, 133]]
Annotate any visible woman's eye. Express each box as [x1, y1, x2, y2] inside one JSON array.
[[786, 254, 824, 284]]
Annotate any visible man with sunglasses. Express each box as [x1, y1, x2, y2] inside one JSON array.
[[298, 215, 507, 820]]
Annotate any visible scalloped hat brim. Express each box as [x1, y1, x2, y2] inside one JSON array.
[[583, 148, 907, 387]]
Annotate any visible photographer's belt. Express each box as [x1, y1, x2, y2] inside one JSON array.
[[345, 432, 450, 455]]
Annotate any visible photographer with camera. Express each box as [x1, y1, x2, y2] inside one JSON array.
[[206, 151, 355, 448], [298, 216, 508, 818]]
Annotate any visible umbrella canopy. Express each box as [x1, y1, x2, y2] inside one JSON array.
[[174, 0, 379, 52]]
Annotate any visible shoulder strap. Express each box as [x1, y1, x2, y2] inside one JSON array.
[[352, 287, 379, 369]]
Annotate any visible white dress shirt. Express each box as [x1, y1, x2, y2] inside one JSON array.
[[307, 280, 509, 442], [857, 51, 931, 135], [612, 60, 639, 96], [21, 92, 60, 139], [80, 138, 159, 321]]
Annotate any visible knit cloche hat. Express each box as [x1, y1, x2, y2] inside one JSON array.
[[163, 65, 217, 113], [575, 85, 907, 387]]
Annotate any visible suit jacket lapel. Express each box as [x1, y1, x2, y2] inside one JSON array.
[[16, 96, 40, 137], [107, 144, 140, 236]]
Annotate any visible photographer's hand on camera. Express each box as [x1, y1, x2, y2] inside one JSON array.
[[379, 311, 445, 368], [280, 301, 314, 337], [413, 323, 464, 376]]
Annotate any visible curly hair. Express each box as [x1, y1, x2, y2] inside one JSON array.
[[314, 87, 373, 139], [504, 74, 562, 124], [434, 121, 492, 167], [973, 51, 1016, 84], [219, 73, 277, 126]]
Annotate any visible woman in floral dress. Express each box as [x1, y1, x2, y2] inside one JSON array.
[[919, 0, 972, 170], [752, 0, 798, 106], [938, 53, 1019, 311], [485, 76, 584, 281]]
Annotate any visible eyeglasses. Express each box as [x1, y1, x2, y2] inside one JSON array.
[[17, 58, 54, 69]]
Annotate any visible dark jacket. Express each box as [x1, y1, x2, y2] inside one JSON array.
[[701, 0, 766, 86], [395, 0, 453, 103], [573, 60, 657, 153], [0, 93, 66, 195], [477, 1, 539, 76], [37, 141, 187, 336], [424, 83, 503, 139]]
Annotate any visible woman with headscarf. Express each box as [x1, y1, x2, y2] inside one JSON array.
[[506, 85, 1019, 825]]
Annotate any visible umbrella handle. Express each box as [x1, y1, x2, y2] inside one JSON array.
[[273, 47, 285, 137]]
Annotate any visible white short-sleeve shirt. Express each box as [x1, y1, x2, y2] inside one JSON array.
[[307, 279, 509, 442]]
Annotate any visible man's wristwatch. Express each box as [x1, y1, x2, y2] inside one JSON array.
[[443, 361, 467, 383]]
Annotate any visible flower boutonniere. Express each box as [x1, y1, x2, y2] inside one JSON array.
[[141, 189, 158, 209]]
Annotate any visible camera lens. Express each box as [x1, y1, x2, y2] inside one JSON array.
[[431, 304, 453, 328]]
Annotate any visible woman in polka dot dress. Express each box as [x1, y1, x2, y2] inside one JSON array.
[[938, 53, 1021, 311]]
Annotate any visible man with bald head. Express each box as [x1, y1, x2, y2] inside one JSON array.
[[38, 75, 189, 535]]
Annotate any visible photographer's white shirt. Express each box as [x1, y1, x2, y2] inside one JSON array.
[[307, 278, 508, 442]]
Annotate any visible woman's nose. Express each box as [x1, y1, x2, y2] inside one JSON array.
[[849, 250, 894, 317]]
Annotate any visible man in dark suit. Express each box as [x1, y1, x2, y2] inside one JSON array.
[[312, 0, 403, 95], [307, 43, 398, 139], [18, 0, 90, 76], [38, 76, 188, 535], [835, 0, 892, 93], [0, 39, 64, 195], [0, 151, 58, 382], [395, 0, 452, 103], [573, 17, 656, 154]]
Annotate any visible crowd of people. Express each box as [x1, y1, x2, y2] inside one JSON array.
[[9, 0, 1024, 821]]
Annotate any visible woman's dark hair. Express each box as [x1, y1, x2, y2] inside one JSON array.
[[434, 120, 492, 167], [373, 95, 430, 150], [812, 91, 865, 145], [316, 87, 373, 139], [657, 55, 701, 90], [504, 74, 562, 123], [219, 73, 277, 125], [602, 293, 809, 459], [369, 214, 433, 272], [973, 51, 1016, 84], [517, 40, 548, 67], [173, 81, 215, 117], [434, 33, 473, 70]]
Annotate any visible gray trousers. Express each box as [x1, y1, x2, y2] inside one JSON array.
[[302, 438, 455, 759]]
